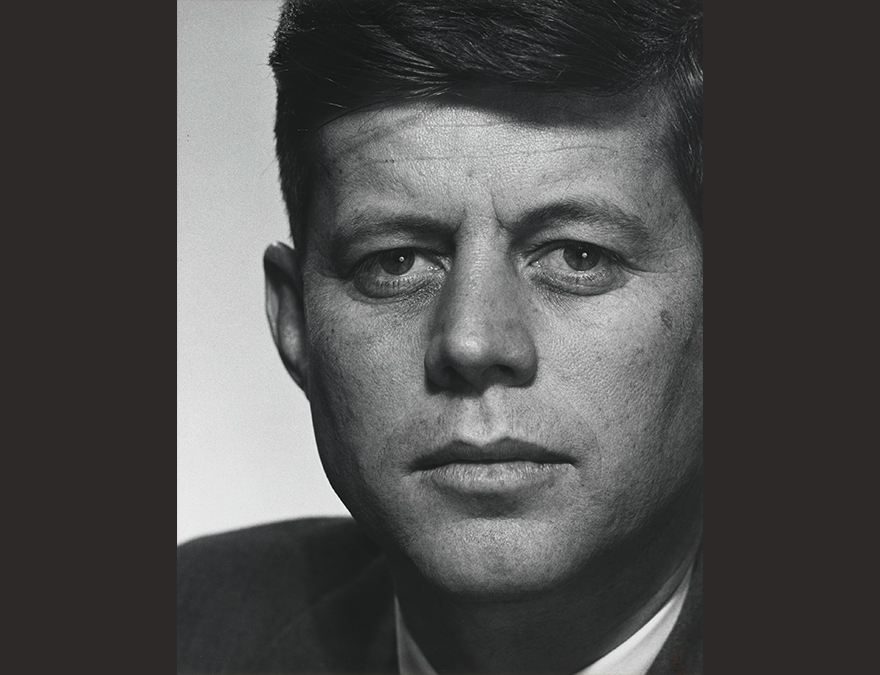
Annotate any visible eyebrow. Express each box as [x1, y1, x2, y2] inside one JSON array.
[[323, 197, 654, 258], [324, 211, 452, 257], [513, 199, 654, 251]]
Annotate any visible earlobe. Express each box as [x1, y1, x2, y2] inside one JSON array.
[[264, 242, 309, 395]]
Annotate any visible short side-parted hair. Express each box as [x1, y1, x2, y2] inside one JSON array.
[[270, 0, 702, 250]]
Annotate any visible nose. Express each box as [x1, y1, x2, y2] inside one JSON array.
[[425, 256, 538, 393]]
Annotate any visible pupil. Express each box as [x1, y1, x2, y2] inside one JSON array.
[[563, 244, 600, 271], [380, 248, 415, 275]]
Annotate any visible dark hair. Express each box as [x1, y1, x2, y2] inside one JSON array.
[[270, 0, 702, 250]]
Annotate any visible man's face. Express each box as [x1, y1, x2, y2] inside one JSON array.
[[296, 94, 702, 598]]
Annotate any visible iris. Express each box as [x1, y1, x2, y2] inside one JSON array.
[[379, 248, 415, 275], [562, 243, 600, 271]]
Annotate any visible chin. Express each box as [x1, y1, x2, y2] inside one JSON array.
[[395, 518, 590, 601]]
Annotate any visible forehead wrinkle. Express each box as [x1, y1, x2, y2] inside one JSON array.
[[318, 100, 670, 187], [318, 106, 427, 158], [314, 146, 428, 216], [317, 87, 675, 169], [321, 104, 614, 166]]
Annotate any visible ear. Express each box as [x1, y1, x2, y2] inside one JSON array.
[[264, 242, 308, 395]]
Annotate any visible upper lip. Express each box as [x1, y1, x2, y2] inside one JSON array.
[[413, 439, 571, 470]]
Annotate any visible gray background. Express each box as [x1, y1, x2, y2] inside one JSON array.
[[177, 0, 349, 544]]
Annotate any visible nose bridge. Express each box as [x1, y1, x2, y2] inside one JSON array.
[[447, 249, 515, 340], [426, 239, 538, 391]]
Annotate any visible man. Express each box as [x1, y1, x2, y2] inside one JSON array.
[[177, 1, 703, 673]]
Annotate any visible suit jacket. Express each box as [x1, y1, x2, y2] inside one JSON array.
[[178, 518, 702, 674]]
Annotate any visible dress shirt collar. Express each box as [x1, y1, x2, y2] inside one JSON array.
[[395, 563, 693, 675]]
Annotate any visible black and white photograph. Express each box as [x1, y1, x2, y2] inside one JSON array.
[[178, 1, 704, 673]]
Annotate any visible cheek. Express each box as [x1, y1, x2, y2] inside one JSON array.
[[302, 292, 423, 485], [549, 296, 702, 491]]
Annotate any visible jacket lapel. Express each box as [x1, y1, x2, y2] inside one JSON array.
[[646, 545, 703, 674], [253, 554, 398, 673]]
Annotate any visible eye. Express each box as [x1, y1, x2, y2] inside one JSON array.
[[529, 241, 624, 296], [353, 247, 444, 299], [537, 242, 604, 272], [377, 248, 416, 275]]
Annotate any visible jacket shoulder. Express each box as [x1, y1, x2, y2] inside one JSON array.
[[178, 518, 394, 673], [178, 517, 382, 598]]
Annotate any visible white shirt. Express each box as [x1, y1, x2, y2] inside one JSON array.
[[395, 565, 693, 675]]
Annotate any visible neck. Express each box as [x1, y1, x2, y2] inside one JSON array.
[[391, 511, 702, 674]]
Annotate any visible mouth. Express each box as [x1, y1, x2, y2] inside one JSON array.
[[414, 439, 571, 469], [413, 440, 573, 499]]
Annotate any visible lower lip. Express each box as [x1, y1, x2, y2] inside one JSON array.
[[422, 460, 568, 495]]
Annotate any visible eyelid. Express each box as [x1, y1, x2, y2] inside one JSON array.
[[529, 239, 616, 265], [367, 247, 444, 271]]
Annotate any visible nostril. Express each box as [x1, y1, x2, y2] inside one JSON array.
[[441, 366, 471, 392], [433, 362, 531, 394], [491, 364, 517, 382]]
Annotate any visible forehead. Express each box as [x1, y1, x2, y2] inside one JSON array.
[[308, 91, 688, 242]]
